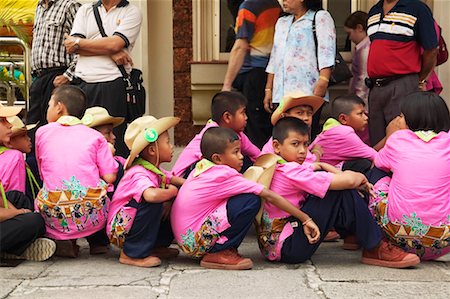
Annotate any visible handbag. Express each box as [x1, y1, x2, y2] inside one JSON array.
[[312, 11, 352, 86], [92, 3, 145, 122]]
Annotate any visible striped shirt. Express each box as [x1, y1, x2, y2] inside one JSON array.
[[31, 0, 81, 80], [366, 0, 437, 78]]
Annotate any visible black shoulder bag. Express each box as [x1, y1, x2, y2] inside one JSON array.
[[92, 3, 146, 122], [312, 10, 352, 86]]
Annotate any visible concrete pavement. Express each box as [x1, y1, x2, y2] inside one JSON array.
[[1, 236, 449, 299]]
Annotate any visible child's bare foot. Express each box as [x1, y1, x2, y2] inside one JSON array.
[[119, 250, 161, 267], [151, 247, 179, 259]]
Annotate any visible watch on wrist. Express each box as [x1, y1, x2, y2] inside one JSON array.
[[74, 38, 81, 50], [418, 79, 427, 85]]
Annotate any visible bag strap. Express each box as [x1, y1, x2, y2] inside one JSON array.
[[312, 10, 320, 70], [0, 181, 8, 209], [92, 2, 129, 79]]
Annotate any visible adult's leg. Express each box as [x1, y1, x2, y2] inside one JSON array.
[[209, 193, 260, 253], [235, 68, 272, 149], [122, 200, 164, 258], [383, 74, 418, 126], [78, 78, 129, 157], [281, 190, 382, 263], [368, 86, 388, 146]]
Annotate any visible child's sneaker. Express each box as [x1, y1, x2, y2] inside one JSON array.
[[2, 238, 56, 262], [89, 244, 109, 255], [361, 240, 420, 268], [200, 248, 253, 270], [342, 235, 360, 250], [119, 250, 161, 268], [151, 247, 179, 259]]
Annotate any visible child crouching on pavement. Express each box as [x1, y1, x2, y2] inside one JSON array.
[[107, 116, 184, 268], [35, 86, 118, 257], [171, 127, 319, 270], [257, 117, 420, 268], [171, 91, 260, 178]]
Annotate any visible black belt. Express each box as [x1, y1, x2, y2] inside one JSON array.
[[31, 67, 66, 78], [365, 75, 404, 88]]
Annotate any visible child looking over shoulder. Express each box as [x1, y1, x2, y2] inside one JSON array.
[[172, 91, 260, 178], [107, 116, 184, 268], [257, 117, 420, 268], [310, 94, 379, 174], [369, 92, 450, 260], [171, 127, 319, 270], [35, 86, 118, 257]]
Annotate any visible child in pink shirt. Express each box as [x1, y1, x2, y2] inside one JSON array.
[[171, 127, 320, 270], [107, 115, 184, 268], [258, 117, 420, 268], [310, 94, 377, 173], [369, 92, 450, 260], [172, 91, 260, 178], [35, 86, 118, 257], [261, 92, 324, 164], [4, 116, 40, 201]]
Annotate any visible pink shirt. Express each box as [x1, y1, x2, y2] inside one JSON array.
[[171, 121, 261, 177], [171, 164, 264, 255], [36, 123, 118, 190], [0, 148, 25, 193], [260, 137, 316, 165], [374, 130, 450, 226], [260, 162, 333, 260], [107, 165, 171, 244], [310, 121, 377, 166]]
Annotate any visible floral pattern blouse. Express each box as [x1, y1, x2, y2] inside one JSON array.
[[266, 10, 336, 104]]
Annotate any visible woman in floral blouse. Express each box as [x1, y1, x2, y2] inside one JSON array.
[[264, 0, 336, 137]]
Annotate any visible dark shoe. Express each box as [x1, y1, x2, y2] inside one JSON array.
[[323, 230, 340, 242], [151, 247, 179, 259], [200, 248, 253, 270], [361, 240, 420, 268], [89, 244, 109, 255], [343, 235, 360, 250], [55, 240, 79, 258]]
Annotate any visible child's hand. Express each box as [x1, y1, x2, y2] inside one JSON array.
[[161, 201, 173, 221], [358, 181, 375, 198], [303, 219, 321, 244], [310, 144, 323, 161], [167, 184, 178, 198]]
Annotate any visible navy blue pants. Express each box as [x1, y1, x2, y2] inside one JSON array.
[[123, 200, 173, 258], [367, 167, 391, 185], [0, 191, 46, 255], [210, 193, 260, 253], [281, 190, 382, 263], [342, 158, 373, 177]]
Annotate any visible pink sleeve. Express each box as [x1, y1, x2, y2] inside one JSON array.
[[216, 170, 265, 198], [343, 131, 377, 161], [287, 165, 333, 199], [0, 151, 26, 193], [239, 132, 261, 162], [96, 137, 119, 177], [374, 137, 396, 172], [132, 172, 158, 203]]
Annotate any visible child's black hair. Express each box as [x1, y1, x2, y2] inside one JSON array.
[[272, 117, 309, 144], [331, 94, 365, 119], [200, 127, 240, 161], [211, 91, 247, 123], [344, 11, 369, 31], [401, 91, 450, 133], [52, 85, 87, 118]]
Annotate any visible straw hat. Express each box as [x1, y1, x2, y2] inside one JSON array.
[[83, 107, 124, 128], [0, 103, 21, 118], [243, 153, 281, 225], [271, 92, 324, 125], [7, 116, 37, 137], [124, 115, 180, 169]]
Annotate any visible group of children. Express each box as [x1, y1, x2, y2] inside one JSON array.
[[1, 84, 449, 270]]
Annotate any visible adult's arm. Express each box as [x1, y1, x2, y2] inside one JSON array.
[[65, 35, 126, 56], [418, 48, 437, 90], [222, 38, 250, 91]]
